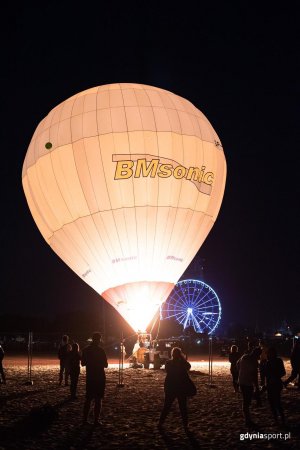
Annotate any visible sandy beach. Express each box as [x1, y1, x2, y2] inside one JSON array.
[[0, 358, 299, 449]]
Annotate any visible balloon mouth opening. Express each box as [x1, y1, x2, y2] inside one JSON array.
[[102, 281, 174, 332]]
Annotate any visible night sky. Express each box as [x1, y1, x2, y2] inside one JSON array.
[[1, 3, 299, 332]]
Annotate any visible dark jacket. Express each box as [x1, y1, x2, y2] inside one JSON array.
[[68, 350, 81, 375], [164, 358, 191, 395], [58, 343, 69, 361], [81, 343, 108, 381], [265, 357, 286, 390], [290, 346, 300, 370], [229, 352, 240, 373]]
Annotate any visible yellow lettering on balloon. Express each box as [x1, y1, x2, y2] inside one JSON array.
[[173, 166, 187, 179], [135, 158, 159, 178], [199, 166, 206, 182], [113, 155, 215, 193], [203, 172, 214, 185], [114, 160, 134, 179], [186, 167, 200, 181], [158, 164, 173, 178]]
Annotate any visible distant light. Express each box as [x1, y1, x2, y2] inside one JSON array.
[[275, 332, 282, 337], [187, 308, 193, 314]]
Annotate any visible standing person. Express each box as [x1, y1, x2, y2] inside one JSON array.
[[245, 341, 255, 355], [284, 340, 300, 389], [64, 343, 72, 386], [69, 342, 81, 399], [265, 347, 286, 425], [0, 344, 6, 384], [58, 335, 70, 386], [229, 345, 241, 392], [158, 347, 195, 431], [259, 343, 268, 390], [81, 332, 108, 425], [237, 347, 261, 427]]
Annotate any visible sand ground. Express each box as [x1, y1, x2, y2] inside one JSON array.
[[0, 358, 299, 449]]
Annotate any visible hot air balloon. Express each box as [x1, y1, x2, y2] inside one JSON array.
[[22, 83, 226, 332]]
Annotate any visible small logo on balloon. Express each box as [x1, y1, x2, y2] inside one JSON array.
[[214, 140, 223, 148], [82, 269, 91, 278]]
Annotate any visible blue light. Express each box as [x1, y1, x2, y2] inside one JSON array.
[[161, 279, 222, 335]]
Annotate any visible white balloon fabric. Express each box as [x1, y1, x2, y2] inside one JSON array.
[[22, 83, 226, 331]]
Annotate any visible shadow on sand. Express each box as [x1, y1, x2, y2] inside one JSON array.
[[159, 428, 201, 449], [0, 397, 73, 446], [0, 385, 59, 406]]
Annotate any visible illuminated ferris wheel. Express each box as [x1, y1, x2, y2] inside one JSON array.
[[160, 279, 221, 334]]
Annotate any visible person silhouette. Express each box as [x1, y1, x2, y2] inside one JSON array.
[[58, 335, 70, 386], [259, 342, 268, 390], [265, 347, 286, 425], [237, 347, 261, 427], [0, 344, 6, 384], [229, 345, 241, 392], [284, 340, 300, 389], [81, 332, 108, 425], [69, 342, 81, 399], [158, 347, 193, 431]]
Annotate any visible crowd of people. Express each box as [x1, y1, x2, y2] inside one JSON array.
[[229, 340, 300, 429], [0, 335, 299, 432], [57, 332, 108, 424], [56, 333, 195, 428]]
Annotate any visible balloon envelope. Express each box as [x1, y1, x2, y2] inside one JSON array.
[[22, 83, 226, 331]]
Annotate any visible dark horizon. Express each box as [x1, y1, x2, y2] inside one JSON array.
[[1, 4, 299, 334]]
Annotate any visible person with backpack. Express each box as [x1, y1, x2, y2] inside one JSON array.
[[158, 347, 196, 431]]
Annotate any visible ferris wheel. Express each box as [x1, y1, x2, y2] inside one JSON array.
[[160, 279, 221, 334]]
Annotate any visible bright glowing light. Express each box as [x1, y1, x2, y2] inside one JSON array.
[[187, 307, 193, 314], [102, 281, 174, 331], [22, 84, 226, 332]]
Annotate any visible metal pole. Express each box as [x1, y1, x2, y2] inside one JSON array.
[[117, 332, 125, 387], [209, 336, 212, 384], [25, 331, 33, 385], [29, 332, 33, 383], [102, 298, 106, 344], [210, 336, 213, 384], [206, 335, 216, 388], [27, 332, 30, 379]]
